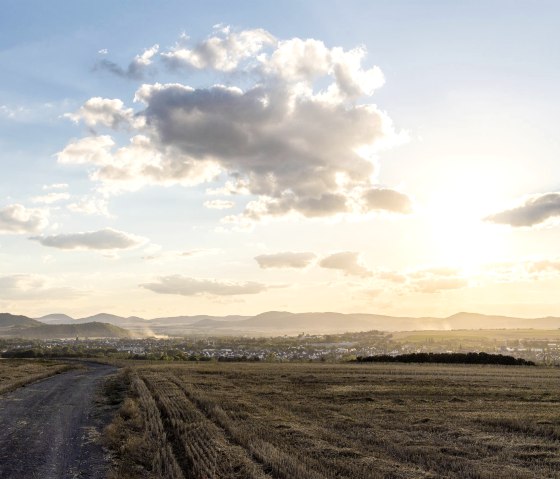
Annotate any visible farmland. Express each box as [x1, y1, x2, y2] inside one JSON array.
[[0, 359, 73, 395], [106, 362, 560, 478]]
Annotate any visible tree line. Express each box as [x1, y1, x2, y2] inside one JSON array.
[[353, 352, 535, 366]]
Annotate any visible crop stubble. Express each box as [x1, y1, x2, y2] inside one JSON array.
[[105, 362, 560, 478]]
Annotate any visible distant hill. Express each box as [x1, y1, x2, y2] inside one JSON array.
[[11, 322, 133, 339], [36, 313, 75, 324], [0, 313, 42, 328], [31, 310, 560, 336], [1, 313, 134, 339]]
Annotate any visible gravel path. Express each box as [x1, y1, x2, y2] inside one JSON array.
[[0, 362, 117, 479]]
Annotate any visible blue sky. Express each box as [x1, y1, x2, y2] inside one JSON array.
[[1, 1, 560, 318]]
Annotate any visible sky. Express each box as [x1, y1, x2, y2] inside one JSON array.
[[1, 0, 560, 319]]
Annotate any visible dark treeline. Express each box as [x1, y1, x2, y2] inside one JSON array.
[[354, 352, 535, 366]]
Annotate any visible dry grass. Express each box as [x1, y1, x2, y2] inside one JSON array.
[[0, 359, 73, 395], [105, 362, 560, 478]]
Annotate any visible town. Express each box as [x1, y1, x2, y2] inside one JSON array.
[[2, 329, 560, 365]]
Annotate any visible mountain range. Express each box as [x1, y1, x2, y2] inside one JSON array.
[[31, 311, 560, 336]]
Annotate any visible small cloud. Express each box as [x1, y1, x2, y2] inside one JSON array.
[[141, 275, 267, 296], [32, 192, 70, 204], [95, 44, 159, 80], [67, 196, 112, 217], [377, 270, 407, 283], [204, 199, 235, 210], [255, 252, 316, 269], [98, 48, 108, 55], [142, 248, 219, 262], [30, 228, 146, 251], [361, 187, 412, 214], [42, 183, 69, 190], [319, 251, 371, 277], [484, 193, 560, 227], [406, 267, 468, 293], [0, 204, 48, 234], [411, 277, 468, 294]]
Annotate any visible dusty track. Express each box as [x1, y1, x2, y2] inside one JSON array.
[[0, 362, 116, 479]]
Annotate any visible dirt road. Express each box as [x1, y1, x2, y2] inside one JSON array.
[[0, 362, 116, 479]]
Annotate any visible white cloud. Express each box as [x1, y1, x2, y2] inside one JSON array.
[[32, 192, 70, 204], [161, 27, 275, 71], [30, 228, 145, 250], [319, 251, 371, 277], [255, 252, 316, 269], [65, 97, 136, 129], [141, 275, 267, 296], [0, 204, 48, 234], [485, 193, 560, 227], [204, 199, 235, 210], [42, 183, 68, 190], [67, 196, 111, 217], [59, 27, 411, 221]]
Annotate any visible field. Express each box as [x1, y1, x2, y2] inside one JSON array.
[[392, 329, 560, 343], [105, 362, 560, 479], [0, 359, 72, 395]]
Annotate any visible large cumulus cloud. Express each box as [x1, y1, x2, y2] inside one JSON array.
[[59, 26, 411, 222]]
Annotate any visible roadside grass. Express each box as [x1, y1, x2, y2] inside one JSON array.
[[0, 359, 73, 395], [104, 362, 560, 478]]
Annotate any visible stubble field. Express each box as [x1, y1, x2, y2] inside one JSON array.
[[0, 359, 72, 395], [106, 362, 560, 479]]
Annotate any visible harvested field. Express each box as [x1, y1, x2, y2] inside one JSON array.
[[0, 359, 72, 395], [106, 362, 560, 478]]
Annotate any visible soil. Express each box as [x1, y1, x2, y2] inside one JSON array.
[[0, 362, 117, 479]]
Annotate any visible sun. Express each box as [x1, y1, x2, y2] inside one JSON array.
[[422, 164, 509, 273]]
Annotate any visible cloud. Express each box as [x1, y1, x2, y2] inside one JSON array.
[[406, 267, 468, 293], [95, 44, 159, 79], [411, 277, 469, 293], [0, 274, 82, 300], [0, 204, 48, 234], [255, 252, 316, 269], [142, 248, 219, 262], [319, 251, 371, 277], [60, 26, 410, 221], [67, 196, 111, 217], [485, 193, 560, 227], [526, 259, 560, 274], [162, 27, 276, 71], [30, 228, 145, 250], [204, 199, 235, 210], [141, 275, 267, 296], [43, 183, 68, 190], [361, 187, 412, 213], [65, 97, 136, 129], [31, 192, 70, 204]]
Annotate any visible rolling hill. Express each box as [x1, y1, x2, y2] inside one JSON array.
[[0, 313, 133, 339], [32, 310, 560, 336]]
